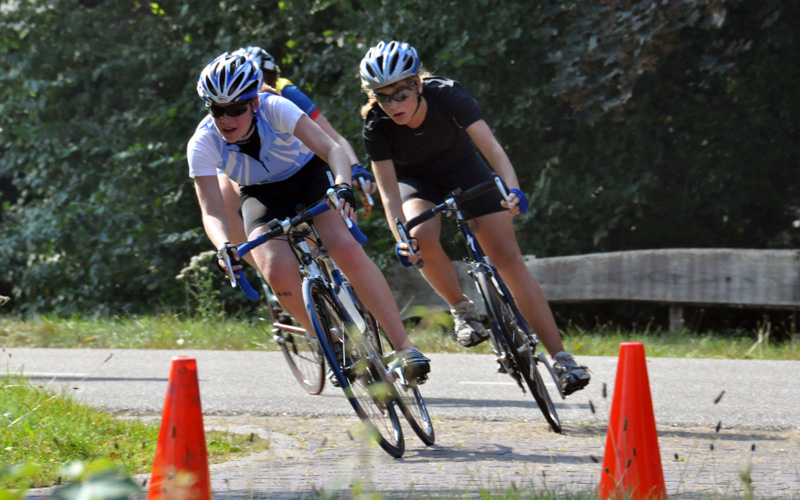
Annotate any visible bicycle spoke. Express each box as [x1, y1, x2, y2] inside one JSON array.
[[275, 327, 325, 396], [478, 271, 562, 433], [307, 281, 404, 457]]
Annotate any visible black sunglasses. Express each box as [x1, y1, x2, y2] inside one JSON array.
[[207, 99, 253, 119], [373, 81, 417, 105]]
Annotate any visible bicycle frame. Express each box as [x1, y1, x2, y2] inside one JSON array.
[[231, 196, 372, 361], [401, 177, 533, 365], [436, 191, 544, 378], [399, 175, 563, 431], [227, 195, 413, 456]]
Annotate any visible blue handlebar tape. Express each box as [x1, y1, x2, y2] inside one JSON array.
[[235, 271, 260, 302]]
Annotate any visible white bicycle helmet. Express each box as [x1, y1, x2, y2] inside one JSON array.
[[233, 46, 277, 72], [197, 52, 262, 105], [360, 41, 419, 90]]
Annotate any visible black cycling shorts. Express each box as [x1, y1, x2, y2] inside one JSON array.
[[398, 152, 504, 220], [240, 156, 334, 236]]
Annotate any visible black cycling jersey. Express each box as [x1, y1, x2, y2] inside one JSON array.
[[363, 77, 484, 176], [363, 77, 503, 219]]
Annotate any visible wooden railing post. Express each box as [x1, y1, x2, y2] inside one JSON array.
[[669, 304, 684, 332]]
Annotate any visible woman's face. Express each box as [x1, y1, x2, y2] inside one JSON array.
[[208, 98, 256, 143], [373, 79, 420, 126]]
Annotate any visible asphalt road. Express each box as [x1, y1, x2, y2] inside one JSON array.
[[8, 347, 800, 499], [3, 347, 798, 429]]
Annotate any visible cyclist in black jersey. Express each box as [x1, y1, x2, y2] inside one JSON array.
[[359, 41, 589, 395]]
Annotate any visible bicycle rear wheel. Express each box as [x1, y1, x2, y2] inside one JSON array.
[[275, 326, 325, 396], [305, 279, 405, 457], [264, 280, 325, 395], [476, 271, 562, 433], [361, 303, 435, 446]]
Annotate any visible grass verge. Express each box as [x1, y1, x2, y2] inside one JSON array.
[[1, 313, 798, 359], [0, 374, 269, 490]]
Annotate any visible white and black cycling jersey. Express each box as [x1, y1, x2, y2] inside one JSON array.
[[187, 92, 315, 186]]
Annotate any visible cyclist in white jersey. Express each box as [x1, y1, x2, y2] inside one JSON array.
[[214, 47, 376, 266], [188, 51, 429, 380], [359, 41, 588, 395]]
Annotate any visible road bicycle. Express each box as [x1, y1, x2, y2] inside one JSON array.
[[223, 191, 434, 457], [396, 176, 564, 433], [255, 170, 377, 396]]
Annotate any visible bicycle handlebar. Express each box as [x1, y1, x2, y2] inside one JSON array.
[[227, 196, 368, 302], [396, 175, 510, 269], [405, 175, 509, 232]]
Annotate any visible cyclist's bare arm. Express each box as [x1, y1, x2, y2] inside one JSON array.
[[372, 158, 422, 264], [194, 175, 242, 273], [292, 115, 356, 221], [372, 159, 406, 240], [465, 119, 523, 215]]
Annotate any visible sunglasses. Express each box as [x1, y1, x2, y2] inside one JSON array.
[[207, 99, 253, 119], [373, 81, 417, 105]]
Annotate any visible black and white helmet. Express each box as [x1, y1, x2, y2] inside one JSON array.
[[196, 52, 262, 105], [360, 41, 419, 90], [233, 46, 277, 72]]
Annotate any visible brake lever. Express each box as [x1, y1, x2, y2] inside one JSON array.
[[357, 176, 375, 207], [223, 253, 237, 288], [395, 218, 424, 269], [493, 175, 511, 205], [326, 188, 354, 229]]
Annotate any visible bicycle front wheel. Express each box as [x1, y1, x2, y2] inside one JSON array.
[[476, 271, 562, 433], [363, 307, 435, 446], [305, 279, 405, 457]]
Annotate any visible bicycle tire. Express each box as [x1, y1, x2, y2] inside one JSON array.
[[476, 270, 562, 433], [275, 327, 325, 396], [264, 280, 326, 396], [360, 301, 435, 446], [304, 279, 405, 457]]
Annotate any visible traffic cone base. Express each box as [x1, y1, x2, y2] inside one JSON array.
[[598, 342, 667, 500], [147, 356, 211, 500]]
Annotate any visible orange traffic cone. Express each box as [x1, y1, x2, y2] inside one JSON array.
[[598, 342, 667, 500], [147, 356, 211, 500]]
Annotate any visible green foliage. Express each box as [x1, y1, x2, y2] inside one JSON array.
[[0, 0, 797, 320], [0, 463, 42, 499], [0, 374, 158, 487], [53, 461, 141, 500]]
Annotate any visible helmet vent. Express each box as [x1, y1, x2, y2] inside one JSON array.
[[387, 52, 399, 73], [230, 73, 245, 95]]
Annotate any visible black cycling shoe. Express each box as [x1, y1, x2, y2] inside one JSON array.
[[553, 352, 591, 396], [397, 347, 431, 384]]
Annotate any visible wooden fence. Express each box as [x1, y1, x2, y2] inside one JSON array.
[[385, 248, 800, 330]]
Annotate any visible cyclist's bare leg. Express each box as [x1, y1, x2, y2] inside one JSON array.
[[403, 199, 473, 307], [248, 233, 314, 333], [314, 209, 415, 350], [471, 211, 566, 357], [218, 174, 258, 268]]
